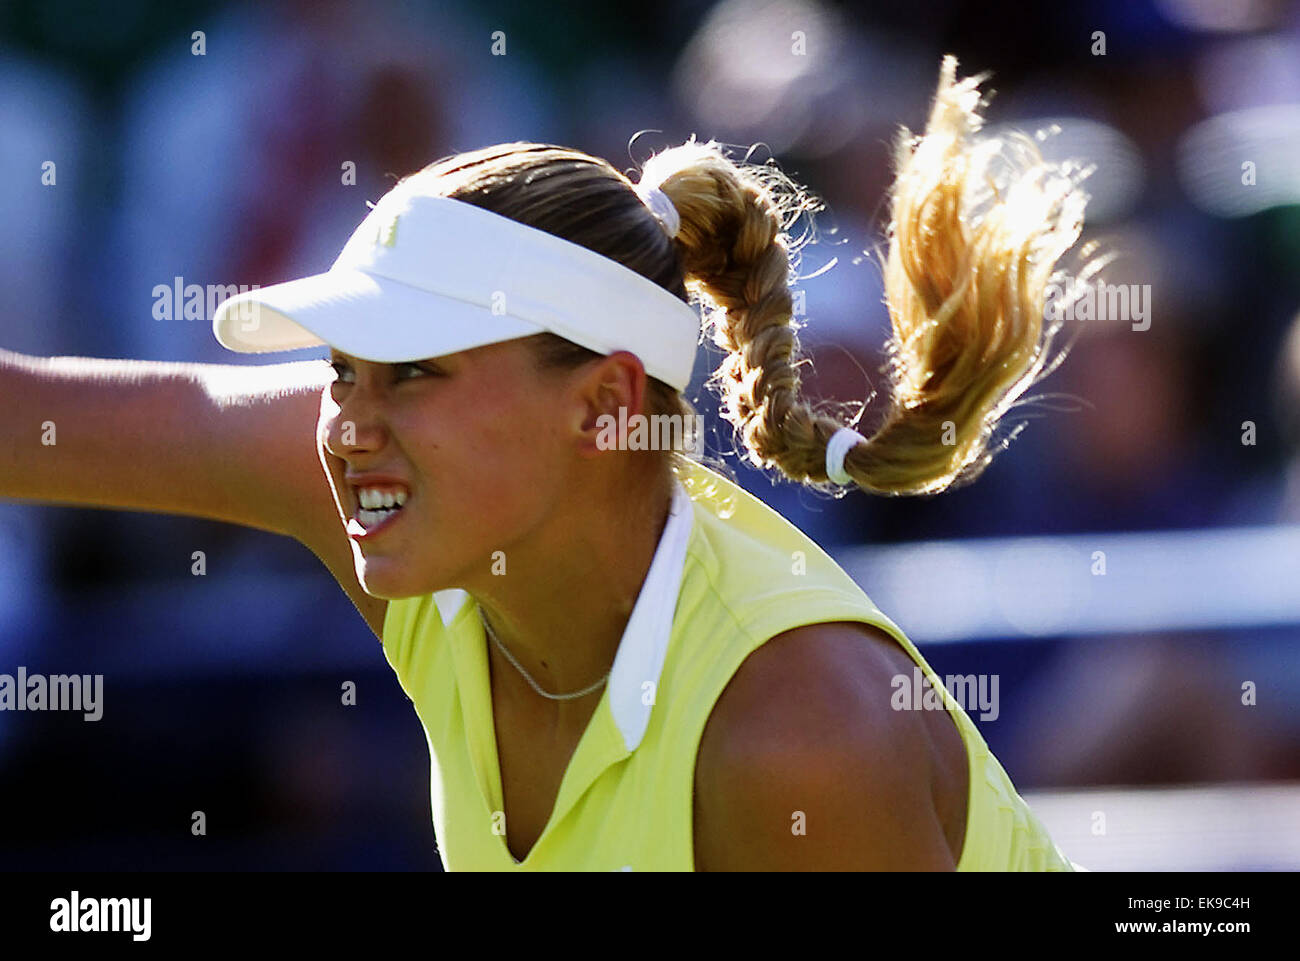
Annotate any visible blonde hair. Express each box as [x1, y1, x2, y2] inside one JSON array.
[[406, 54, 1092, 496]]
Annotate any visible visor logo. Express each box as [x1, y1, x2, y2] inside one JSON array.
[[375, 208, 401, 248]]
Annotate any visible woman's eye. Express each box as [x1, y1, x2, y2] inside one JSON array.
[[396, 363, 436, 380], [328, 360, 436, 385]]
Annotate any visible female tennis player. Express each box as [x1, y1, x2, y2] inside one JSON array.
[[2, 58, 1088, 870]]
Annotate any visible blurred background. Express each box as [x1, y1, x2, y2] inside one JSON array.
[[1, 0, 1298, 870]]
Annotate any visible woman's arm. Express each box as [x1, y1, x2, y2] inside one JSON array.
[[693, 621, 967, 870], [0, 348, 387, 639]]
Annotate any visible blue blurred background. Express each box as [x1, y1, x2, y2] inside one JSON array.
[[2, 0, 1299, 870]]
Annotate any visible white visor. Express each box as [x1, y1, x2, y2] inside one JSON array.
[[212, 186, 702, 392]]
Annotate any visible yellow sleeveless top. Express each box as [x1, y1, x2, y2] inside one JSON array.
[[381, 458, 1078, 871]]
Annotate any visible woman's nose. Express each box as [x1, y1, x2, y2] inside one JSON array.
[[321, 386, 387, 459]]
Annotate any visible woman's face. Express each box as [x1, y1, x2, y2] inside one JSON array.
[[317, 340, 581, 600]]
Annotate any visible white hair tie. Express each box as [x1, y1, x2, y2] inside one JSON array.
[[635, 182, 681, 239], [825, 426, 866, 485]]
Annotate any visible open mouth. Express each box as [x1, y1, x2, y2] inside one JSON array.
[[356, 505, 403, 530], [351, 485, 409, 534]]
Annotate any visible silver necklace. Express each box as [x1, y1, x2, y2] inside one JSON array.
[[479, 605, 610, 701]]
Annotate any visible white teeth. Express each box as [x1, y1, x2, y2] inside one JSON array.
[[357, 507, 401, 530], [357, 486, 408, 510], [354, 485, 409, 531]]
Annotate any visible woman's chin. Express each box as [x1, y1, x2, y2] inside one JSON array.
[[357, 558, 443, 601], [356, 561, 412, 600]]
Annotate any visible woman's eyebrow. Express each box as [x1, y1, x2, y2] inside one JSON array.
[[328, 352, 441, 372]]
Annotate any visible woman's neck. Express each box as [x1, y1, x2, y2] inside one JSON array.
[[468, 467, 676, 727]]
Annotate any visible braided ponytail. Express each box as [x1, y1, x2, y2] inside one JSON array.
[[648, 55, 1093, 495]]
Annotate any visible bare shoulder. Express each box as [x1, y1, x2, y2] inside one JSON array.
[[692, 620, 969, 871]]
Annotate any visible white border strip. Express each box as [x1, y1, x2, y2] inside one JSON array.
[[834, 525, 1300, 642]]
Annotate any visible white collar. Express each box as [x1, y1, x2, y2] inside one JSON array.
[[430, 478, 695, 752]]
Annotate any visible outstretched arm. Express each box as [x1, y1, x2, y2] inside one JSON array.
[[0, 348, 387, 639]]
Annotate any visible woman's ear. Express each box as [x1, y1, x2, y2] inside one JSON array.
[[572, 351, 647, 458]]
